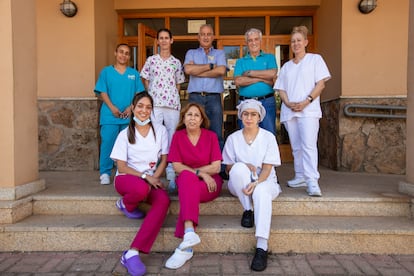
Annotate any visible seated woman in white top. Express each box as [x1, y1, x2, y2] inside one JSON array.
[[110, 92, 170, 276], [222, 99, 282, 272]]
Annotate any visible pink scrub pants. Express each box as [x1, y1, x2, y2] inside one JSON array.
[[114, 174, 170, 254], [175, 170, 223, 238]]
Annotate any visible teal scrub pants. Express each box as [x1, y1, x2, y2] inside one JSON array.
[[99, 124, 128, 175]]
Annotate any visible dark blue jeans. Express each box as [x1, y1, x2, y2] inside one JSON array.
[[238, 95, 277, 135], [188, 92, 224, 150]]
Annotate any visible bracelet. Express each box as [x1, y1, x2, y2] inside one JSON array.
[[307, 95, 314, 102], [195, 169, 200, 176]]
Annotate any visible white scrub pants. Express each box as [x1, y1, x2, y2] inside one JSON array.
[[283, 117, 320, 181], [227, 162, 280, 239], [151, 106, 179, 178]]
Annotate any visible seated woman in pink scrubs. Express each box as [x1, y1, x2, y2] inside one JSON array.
[[165, 102, 223, 270]]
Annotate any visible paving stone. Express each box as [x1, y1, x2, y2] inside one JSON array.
[[353, 258, 381, 275], [1, 251, 414, 275], [293, 259, 315, 275], [334, 255, 365, 275], [400, 260, 414, 274]]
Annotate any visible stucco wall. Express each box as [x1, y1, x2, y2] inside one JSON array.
[[316, 0, 341, 102], [407, 0, 414, 183], [94, 0, 118, 80], [37, 0, 96, 98], [342, 0, 408, 97], [12, 0, 39, 185], [0, 0, 16, 187], [0, 0, 39, 188]]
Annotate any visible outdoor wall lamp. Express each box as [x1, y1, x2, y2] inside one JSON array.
[[60, 0, 78, 17], [358, 0, 377, 14]]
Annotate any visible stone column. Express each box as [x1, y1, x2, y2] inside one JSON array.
[[400, 0, 414, 196], [0, 0, 45, 224]]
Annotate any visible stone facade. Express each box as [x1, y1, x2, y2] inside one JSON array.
[[320, 98, 406, 174], [38, 99, 100, 171], [37, 97, 406, 175]]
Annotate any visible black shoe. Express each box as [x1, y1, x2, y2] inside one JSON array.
[[241, 210, 254, 228], [251, 248, 268, 271], [219, 171, 229, 180]]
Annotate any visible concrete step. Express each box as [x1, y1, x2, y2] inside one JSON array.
[[1, 214, 413, 254], [3, 165, 412, 254], [32, 191, 412, 217], [32, 166, 412, 218]]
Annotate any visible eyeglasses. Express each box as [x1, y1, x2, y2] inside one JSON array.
[[242, 111, 259, 118]]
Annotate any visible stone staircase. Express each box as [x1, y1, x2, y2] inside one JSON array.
[[1, 164, 413, 254]]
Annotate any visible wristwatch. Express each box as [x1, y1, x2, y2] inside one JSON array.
[[141, 173, 147, 180], [209, 63, 214, 70]]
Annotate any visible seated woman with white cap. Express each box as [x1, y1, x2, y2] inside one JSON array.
[[222, 99, 282, 272]]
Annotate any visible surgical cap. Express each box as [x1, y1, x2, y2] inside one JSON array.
[[236, 99, 266, 122]]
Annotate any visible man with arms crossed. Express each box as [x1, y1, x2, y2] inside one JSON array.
[[234, 28, 278, 135], [184, 24, 227, 149]]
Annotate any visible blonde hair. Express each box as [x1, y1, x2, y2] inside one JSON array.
[[291, 26, 308, 40]]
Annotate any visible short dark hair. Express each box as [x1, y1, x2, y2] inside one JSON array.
[[115, 43, 130, 52], [157, 28, 172, 39]]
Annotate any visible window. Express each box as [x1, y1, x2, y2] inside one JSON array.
[[123, 18, 164, 36], [270, 16, 313, 34], [219, 17, 265, 35], [170, 18, 215, 35]]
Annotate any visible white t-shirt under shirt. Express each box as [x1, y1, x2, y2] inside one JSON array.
[[274, 53, 331, 123], [222, 128, 281, 182], [110, 124, 169, 176]]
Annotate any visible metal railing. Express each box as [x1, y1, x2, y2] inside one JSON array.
[[343, 104, 406, 119]]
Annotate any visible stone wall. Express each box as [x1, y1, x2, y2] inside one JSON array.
[[320, 98, 406, 174], [319, 99, 340, 170], [38, 99, 99, 171]]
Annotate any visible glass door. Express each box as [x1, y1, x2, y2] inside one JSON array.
[[270, 38, 294, 161], [217, 39, 247, 138]]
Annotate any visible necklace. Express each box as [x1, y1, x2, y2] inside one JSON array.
[[243, 129, 258, 146]]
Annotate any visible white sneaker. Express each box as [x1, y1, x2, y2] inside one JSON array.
[[165, 248, 193, 269], [287, 177, 306, 188], [178, 232, 201, 250], [306, 180, 322, 197], [100, 174, 110, 185]]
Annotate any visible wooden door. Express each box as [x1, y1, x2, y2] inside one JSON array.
[[137, 23, 158, 70]]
